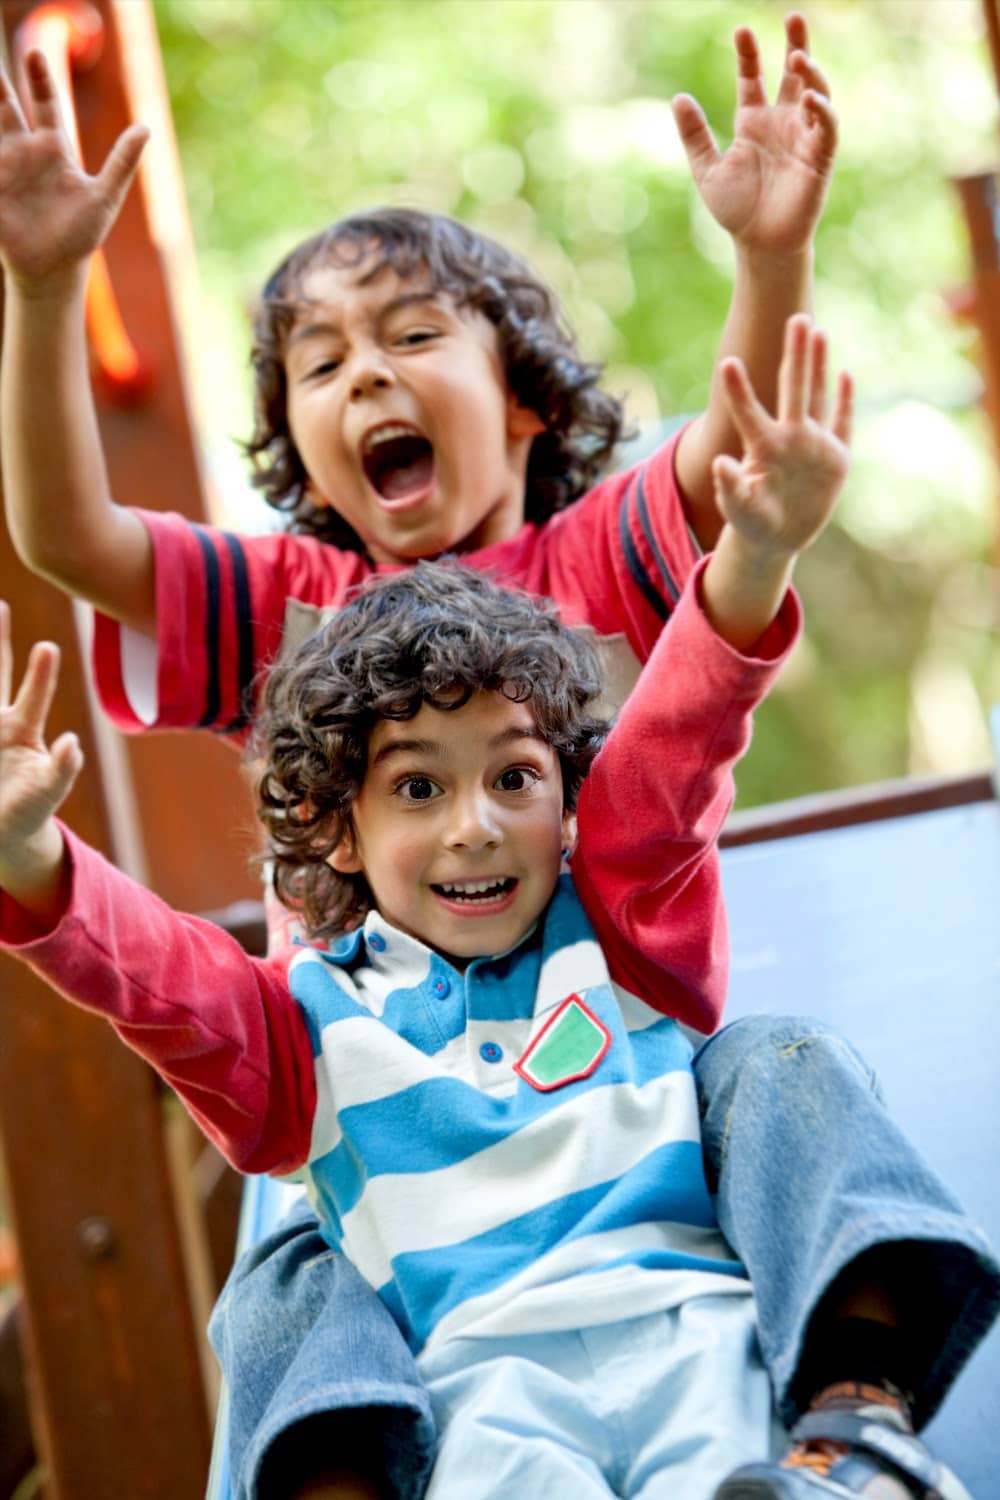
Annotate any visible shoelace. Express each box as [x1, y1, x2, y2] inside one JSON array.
[[781, 1440, 845, 1479], [778, 1384, 914, 1488]]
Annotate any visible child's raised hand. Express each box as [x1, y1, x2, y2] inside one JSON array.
[[672, 12, 836, 259], [0, 602, 83, 860], [712, 313, 852, 560], [0, 50, 147, 292]]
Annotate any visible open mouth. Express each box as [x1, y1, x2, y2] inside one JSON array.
[[362, 424, 435, 502], [432, 878, 517, 905]]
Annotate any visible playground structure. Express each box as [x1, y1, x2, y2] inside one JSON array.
[[0, 2, 998, 1496], [0, 3, 258, 1495]]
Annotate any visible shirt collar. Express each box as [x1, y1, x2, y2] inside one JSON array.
[[313, 905, 544, 981]]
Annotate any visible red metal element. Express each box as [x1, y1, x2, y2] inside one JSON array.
[[16, 1, 153, 402]]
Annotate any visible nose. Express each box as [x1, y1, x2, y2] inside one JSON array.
[[348, 345, 395, 401], [445, 790, 503, 852]]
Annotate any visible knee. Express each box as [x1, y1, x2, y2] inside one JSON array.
[[209, 1214, 336, 1372], [694, 1013, 879, 1105], [695, 1012, 831, 1075]]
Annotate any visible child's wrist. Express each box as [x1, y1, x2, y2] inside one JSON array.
[[5, 263, 89, 306], [716, 524, 797, 587], [0, 822, 71, 923], [732, 242, 814, 280]]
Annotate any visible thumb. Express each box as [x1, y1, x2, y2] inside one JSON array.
[[49, 732, 85, 810], [95, 123, 149, 216], [671, 94, 720, 182], [712, 453, 746, 518]]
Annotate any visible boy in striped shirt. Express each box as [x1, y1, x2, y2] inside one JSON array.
[[1, 322, 991, 1499]]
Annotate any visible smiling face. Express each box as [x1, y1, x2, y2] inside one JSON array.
[[329, 691, 575, 967], [283, 257, 543, 566]]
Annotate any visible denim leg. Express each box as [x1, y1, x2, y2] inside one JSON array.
[[692, 1013, 1000, 1430], [209, 1198, 435, 1500]]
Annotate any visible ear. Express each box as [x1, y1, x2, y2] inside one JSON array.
[[560, 809, 578, 861], [304, 478, 333, 512], [327, 825, 364, 876], [506, 391, 545, 441]]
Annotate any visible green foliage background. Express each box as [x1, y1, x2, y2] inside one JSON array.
[[153, 0, 999, 806]]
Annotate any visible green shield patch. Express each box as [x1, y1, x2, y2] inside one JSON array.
[[513, 994, 611, 1092]]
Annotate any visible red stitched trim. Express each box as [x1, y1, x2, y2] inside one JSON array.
[[513, 993, 612, 1092]]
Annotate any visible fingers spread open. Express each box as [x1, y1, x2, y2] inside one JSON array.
[[777, 12, 810, 104], [12, 641, 61, 741], [831, 370, 854, 448], [784, 12, 810, 61], [733, 26, 768, 110], [23, 50, 66, 135], [96, 122, 149, 208], [807, 326, 828, 425], [0, 62, 30, 135], [777, 314, 812, 423], [0, 602, 11, 710], [671, 95, 719, 176], [801, 90, 838, 166], [790, 51, 831, 102], [720, 357, 772, 447], [51, 730, 85, 796]]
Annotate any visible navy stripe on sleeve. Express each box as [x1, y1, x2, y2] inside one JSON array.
[[618, 474, 670, 623], [221, 531, 255, 734], [633, 466, 680, 605], [192, 524, 222, 728]]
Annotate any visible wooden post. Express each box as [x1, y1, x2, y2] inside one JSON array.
[[0, 0, 257, 1491], [951, 171, 1000, 562], [0, 556, 215, 1498]]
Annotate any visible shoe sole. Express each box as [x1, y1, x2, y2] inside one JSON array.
[[715, 1475, 861, 1500]]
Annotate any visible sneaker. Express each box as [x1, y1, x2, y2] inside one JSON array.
[[714, 1382, 972, 1499]]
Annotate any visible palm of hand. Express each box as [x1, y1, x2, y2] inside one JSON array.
[[724, 424, 849, 556], [0, 132, 109, 283], [699, 105, 828, 255]]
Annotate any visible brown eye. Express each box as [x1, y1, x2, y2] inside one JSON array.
[[496, 768, 537, 792], [397, 776, 440, 802]]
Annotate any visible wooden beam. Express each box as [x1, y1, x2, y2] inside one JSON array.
[[982, 0, 1000, 116], [952, 170, 1000, 561], [2, 0, 258, 912], [0, 2, 265, 1492], [0, 549, 214, 1497], [721, 769, 994, 847]]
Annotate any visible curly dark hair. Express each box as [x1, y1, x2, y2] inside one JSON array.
[[245, 207, 627, 549], [253, 562, 608, 938]]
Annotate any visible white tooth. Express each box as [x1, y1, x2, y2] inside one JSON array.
[[364, 423, 416, 454], [440, 879, 507, 896]]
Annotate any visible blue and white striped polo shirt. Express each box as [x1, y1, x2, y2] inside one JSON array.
[[285, 875, 750, 1356]]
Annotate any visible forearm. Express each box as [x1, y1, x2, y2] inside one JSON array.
[[676, 246, 813, 547], [572, 560, 800, 1029], [0, 826, 316, 1173], [1, 278, 155, 633]]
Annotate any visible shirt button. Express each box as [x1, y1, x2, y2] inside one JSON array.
[[480, 1042, 503, 1064], [432, 976, 450, 999], [368, 933, 387, 953]]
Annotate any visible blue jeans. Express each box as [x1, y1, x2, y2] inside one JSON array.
[[209, 1014, 1000, 1499]]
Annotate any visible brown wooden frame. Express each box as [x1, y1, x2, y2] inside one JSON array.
[[0, 3, 254, 1494]]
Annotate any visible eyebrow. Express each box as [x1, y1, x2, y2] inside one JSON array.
[[370, 725, 546, 769], [287, 291, 446, 349]]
